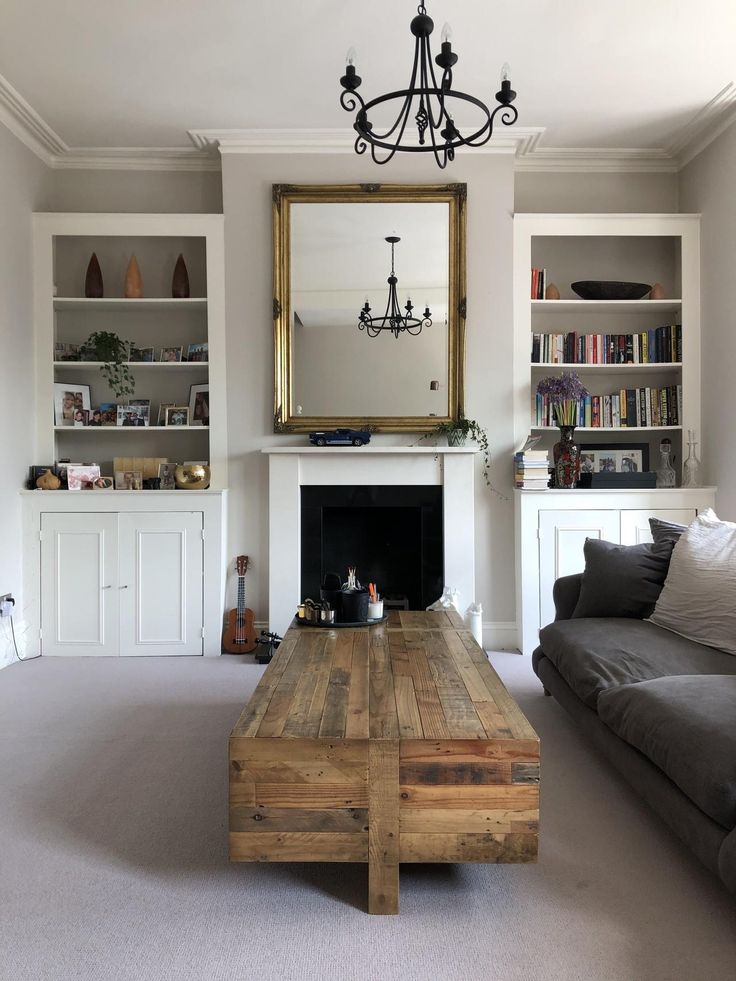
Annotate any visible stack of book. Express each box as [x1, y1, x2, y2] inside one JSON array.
[[531, 325, 681, 364], [515, 437, 550, 490], [535, 385, 682, 428], [530, 267, 547, 299]]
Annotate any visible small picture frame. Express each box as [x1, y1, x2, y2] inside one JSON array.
[[117, 404, 149, 427], [115, 470, 143, 491], [165, 406, 189, 427], [157, 402, 175, 426], [73, 408, 90, 427], [54, 384, 91, 426], [127, 399, 151, 427], [579, 443, 649, 474], [54, 343, 81, 362], [67, 464, 101, 491], [188, 384, 209, 426], [99, 403, 118, 426], [92, 476, 114, 491], [158, 462, 177, 490], [159, 346, 183, 363], [88, 408, 103, 427], [129, 346, 155, 363], [186, 342, 208, 363]]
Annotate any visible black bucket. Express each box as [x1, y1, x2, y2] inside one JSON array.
[[340, 589, 369, 622]]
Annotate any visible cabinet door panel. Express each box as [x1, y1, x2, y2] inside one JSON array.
[[539, 510, 620, 629], [40, 513, 119, 656], [118, 512, 203, 656], [620, 509, 696, 545]]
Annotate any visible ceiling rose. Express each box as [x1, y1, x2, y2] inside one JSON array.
[[339, 2, 518, 169]]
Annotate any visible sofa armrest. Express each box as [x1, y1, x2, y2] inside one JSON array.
[[553, 574, 583, 621]]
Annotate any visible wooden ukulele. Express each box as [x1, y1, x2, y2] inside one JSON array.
[[222, 555, 257, 654]]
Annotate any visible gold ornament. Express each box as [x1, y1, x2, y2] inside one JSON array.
[[174, 463, 211, 490]]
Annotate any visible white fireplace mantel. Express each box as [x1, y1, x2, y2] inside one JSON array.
[[263, 445, 477, 635]]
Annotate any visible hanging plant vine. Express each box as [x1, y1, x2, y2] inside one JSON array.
[[82, 331, 135, 398]]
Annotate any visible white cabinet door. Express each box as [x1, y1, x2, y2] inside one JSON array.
[[118, 512, 203, 656], [538, 509, 621, 628], [620, 508, 696, 545], [40, 513, 119, 656]]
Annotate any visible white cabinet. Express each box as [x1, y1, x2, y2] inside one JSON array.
[[515, 488, 716, 655], [41, 510, 202, 656], [40, 513, 119, 656]]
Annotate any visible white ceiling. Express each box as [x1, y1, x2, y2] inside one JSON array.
[[1, 0, 735, 160]]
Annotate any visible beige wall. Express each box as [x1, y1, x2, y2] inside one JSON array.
[[679, 122, 736, 518], [50, 168, 222, 214], [222, 152, 516, 626], [0, 127, 51, 664], [515, 171, 678, 213]]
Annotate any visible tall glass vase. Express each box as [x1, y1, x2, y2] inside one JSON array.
[[553, 425, 580, 488]]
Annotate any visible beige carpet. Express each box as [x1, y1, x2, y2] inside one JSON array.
[[1, 651, 734, 981]]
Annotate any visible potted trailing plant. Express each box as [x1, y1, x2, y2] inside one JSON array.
[[425, 415, 491, 486], [536, 371, 589, 488], [82, 331, 135, 399]]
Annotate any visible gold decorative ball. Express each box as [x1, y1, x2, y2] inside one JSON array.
[[174, 463, 211, 490]]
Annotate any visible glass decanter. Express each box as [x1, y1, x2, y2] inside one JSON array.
[[682, 429, 702, 488], [655, 438, 677, 488]]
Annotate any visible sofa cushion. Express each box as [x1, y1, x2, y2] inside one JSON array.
[[572, 538, 674, 619], [649, 516, 688, 546], [651, 509, 736, 656], [598, 675, 736, 829], [538, 618, 736, 709]]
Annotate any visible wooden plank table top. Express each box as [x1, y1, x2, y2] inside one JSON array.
[[229, 610, 540, 914]]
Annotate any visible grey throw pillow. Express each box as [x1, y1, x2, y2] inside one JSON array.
[[572, 538, 675, 620], [649, 516, 688, 546]]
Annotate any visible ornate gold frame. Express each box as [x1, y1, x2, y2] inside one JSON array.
[[272, 182, 467, 433]]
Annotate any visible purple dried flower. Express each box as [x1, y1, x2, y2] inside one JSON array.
[[536, 371, 589, 403]]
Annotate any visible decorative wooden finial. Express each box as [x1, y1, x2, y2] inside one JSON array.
[[172, 253, 190, 298], [84, 253, 103, 298], [124, 255, 143, 298]]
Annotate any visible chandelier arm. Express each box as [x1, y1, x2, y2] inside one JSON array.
[[461, 102, 519, 147], [419, 60, 452, 168], [340, 89, 366, 114], [424, 45, 452, 131], [360, 36, 422, 145]]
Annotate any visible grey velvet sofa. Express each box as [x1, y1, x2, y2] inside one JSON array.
[[533, 573, 736, 896]]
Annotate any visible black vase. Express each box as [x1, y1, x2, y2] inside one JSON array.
[[340, 589, 369, 623]]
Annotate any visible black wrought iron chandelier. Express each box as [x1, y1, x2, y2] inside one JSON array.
[[359, 236, 432, 338], [339, 3, 518, 169]]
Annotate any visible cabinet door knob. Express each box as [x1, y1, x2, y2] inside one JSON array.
[[119, 585, 129, 589], [101, 585, 111, 590]]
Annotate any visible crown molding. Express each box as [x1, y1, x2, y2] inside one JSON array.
[[188, 126, 544, 156], [0, 65, 734, 174], [667, 81, 736, 168]]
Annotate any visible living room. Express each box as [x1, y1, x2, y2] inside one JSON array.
[[1, 2, 736, 979]]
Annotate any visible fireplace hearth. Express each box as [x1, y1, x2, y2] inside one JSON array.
[[301, 485, 442, 610]]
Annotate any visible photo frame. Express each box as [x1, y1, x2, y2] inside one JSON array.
[[67, 464, 101, 491], [99, 403, 118, 426], [129, 346, 155, 362], [115, 470, 143, 490], [53, 384, 91, 426], [73, 409, 89, 427], [188, 384, 209, 426], [165, 406, 189, 427], [159, 346, 183, 363], [580, 442, 650, 474], [186, 342, 208, 363], [158, 462, 177, 490], [157, 402, 175, 426], [92, 476, 114, 490]]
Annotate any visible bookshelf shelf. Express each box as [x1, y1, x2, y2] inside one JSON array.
[[53, 297, 207, 312], [54, 361, 209, 370], [530, 425, 682, 433], [54, 425, 207, 432], [530, 362, 682, 373], [531, 299, 682, 314]]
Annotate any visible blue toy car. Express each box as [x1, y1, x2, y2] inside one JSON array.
[[309, 428, 371, 447]]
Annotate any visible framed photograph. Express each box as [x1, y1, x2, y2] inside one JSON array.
[[165, 406, 189, 427], [92, 476, 114, 491], [580, 442, 649, 474], [127, 399, 151, 427], [73, 408, 89, 427], [117, 404, 149, 427], [159, 346, 183, 363], [157, 402, 175, 426], [54, 342, 81, 362], [115, 470, 143, 490], [158, 462, 177, 490], [186, 342, 208, 363], [99, 402, 118, 426], [53, 384, 91, 426], [188, 384, 209, 426], [129, 346, 155, 363], [54, 461, 79, 489], [67, 464, 101, 491]]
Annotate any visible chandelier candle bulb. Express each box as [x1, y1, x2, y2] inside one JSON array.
[[441, 22, 452, 43]]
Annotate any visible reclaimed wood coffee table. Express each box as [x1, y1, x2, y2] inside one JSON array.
[[229, 610, 539, 914]]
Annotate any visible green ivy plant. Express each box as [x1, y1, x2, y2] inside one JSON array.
[[422, 415, 492, 486], [82, 331, 135, 398]]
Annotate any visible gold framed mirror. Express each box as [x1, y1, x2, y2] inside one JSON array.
[[273, 183, 466, 433]]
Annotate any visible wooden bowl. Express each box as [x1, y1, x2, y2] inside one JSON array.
[[571, 280, 652, 300]]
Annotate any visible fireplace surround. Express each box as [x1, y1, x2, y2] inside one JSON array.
[[263, 446, 476, 635]]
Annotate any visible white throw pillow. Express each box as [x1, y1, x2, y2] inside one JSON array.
[[650, 508, 736, 655]]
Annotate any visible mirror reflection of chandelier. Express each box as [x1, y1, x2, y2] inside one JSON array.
[[359, 236, 432, 339]]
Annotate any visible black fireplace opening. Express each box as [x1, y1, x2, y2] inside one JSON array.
[[300, 485, 443, 610]]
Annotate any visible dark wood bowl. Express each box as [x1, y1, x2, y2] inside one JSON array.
[[571, 280, 652, 300]]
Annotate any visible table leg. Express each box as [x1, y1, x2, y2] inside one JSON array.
[[368, 739, 399, 914]]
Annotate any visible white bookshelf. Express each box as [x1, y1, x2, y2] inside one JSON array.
[[513, 213, 701, 480], [33, 213, 228, 490]]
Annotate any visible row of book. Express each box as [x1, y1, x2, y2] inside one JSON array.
[[530, 267, 548, 300], [535, 385, 682, 429], [514, 437, 550, 491], [531, 325, 682, 365]]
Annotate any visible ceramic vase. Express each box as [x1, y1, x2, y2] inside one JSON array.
[[36, 468, 61, 490], [124, 255, 143, 298], [447, 429, 466, 447], [171, 253, 190, 298], [553, 426, 580, 488], [84, 253, 103, 298]]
